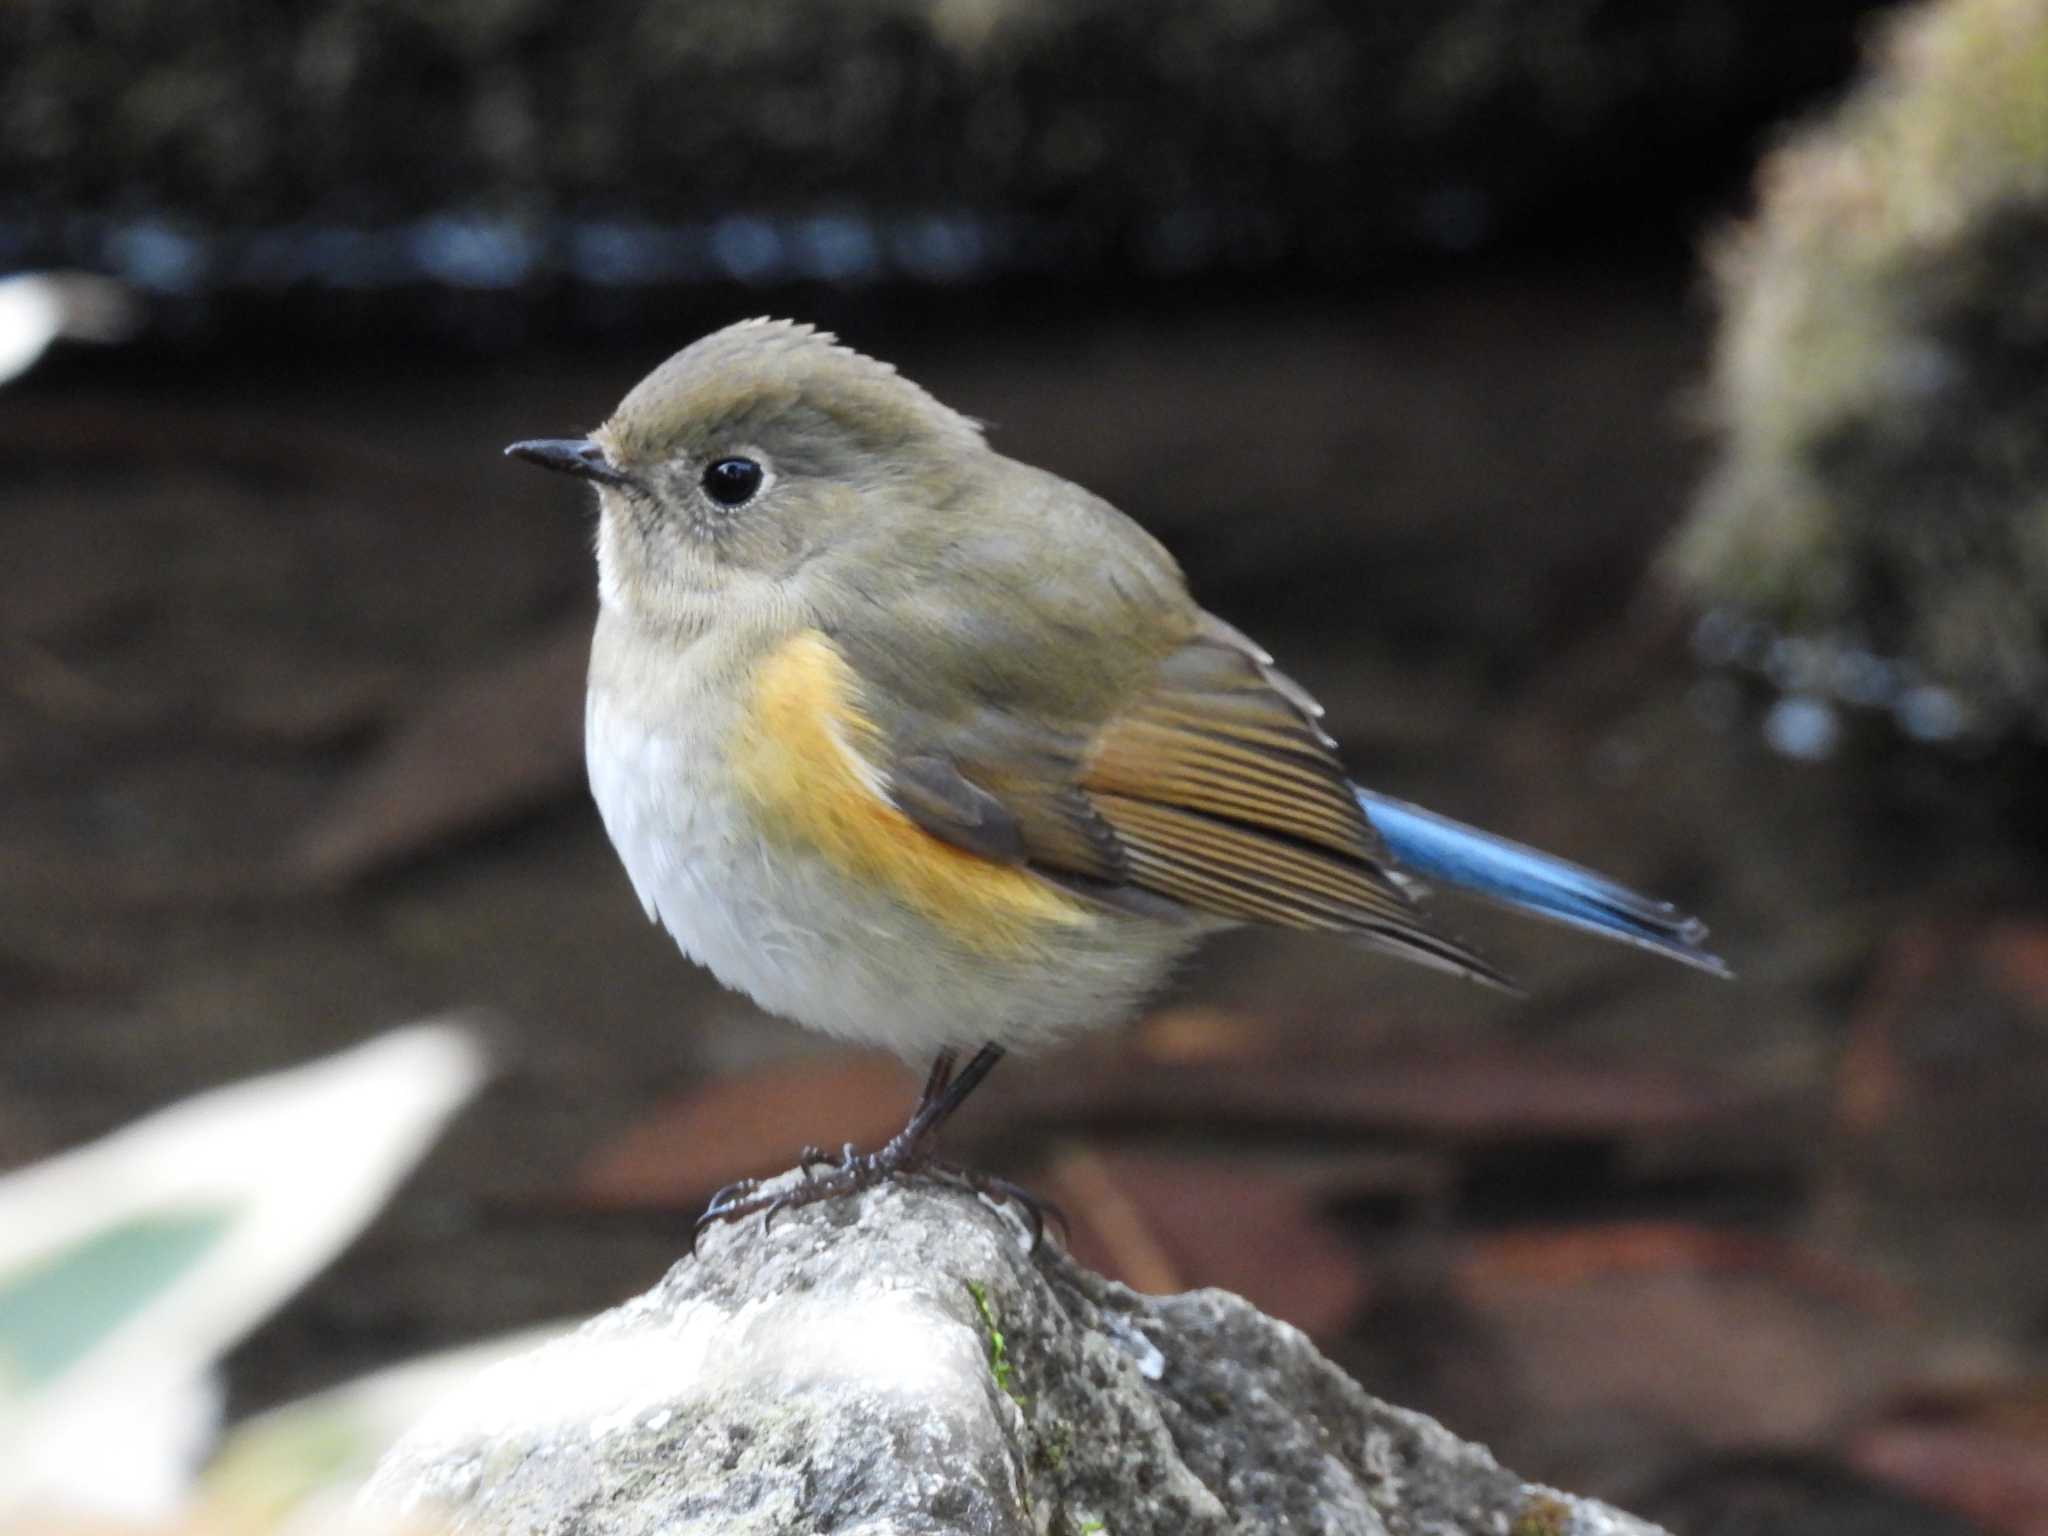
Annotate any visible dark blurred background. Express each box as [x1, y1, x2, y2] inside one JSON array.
[[9, 1, 2048, 1530]]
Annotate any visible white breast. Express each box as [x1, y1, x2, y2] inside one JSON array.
[[584, 678, 785, 1014], [582, 625, 1203, 1060]]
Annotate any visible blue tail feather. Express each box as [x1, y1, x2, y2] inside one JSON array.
[[1354, 788, 1730, 977]]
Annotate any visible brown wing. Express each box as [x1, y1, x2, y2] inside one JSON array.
[[853, 613, 1510, 986], [1077, 623, 1508, 982]]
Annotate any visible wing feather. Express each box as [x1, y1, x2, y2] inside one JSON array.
[[1088, 793, 1410, 928], [825, 517, 1505, 981], [1086, 719, 1369, 854], [1080, 637, 1379, 862]]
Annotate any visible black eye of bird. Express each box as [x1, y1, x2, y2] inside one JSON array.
[[701, 456, 764, 507]]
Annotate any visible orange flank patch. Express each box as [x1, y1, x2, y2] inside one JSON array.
[[729, 631, 1092, 955]]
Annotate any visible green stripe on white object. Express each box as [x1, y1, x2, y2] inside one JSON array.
[[0, 1209, 236, 1390], [0, 1021, 489, 1521]]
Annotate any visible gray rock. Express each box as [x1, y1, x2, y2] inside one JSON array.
[[364, 1172, 1666, 1536]]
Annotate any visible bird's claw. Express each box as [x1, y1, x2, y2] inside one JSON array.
[[691, 1117, 1061, 1256], [690, 1175, 769, 1255], [919, 1160, 1067, 1252], [702, 1175, 761, 1211], [796, 1141, 859, 1175]]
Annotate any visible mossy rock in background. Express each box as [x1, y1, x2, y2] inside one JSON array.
[[1671, 0, 2048, 749]]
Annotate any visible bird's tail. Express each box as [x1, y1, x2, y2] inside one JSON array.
[[1355, 788, 1730, 976]]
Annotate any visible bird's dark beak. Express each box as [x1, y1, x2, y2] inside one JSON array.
[[504, 437, 634, 488]]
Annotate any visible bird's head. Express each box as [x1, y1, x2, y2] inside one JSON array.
[[508, 318, 987, 635]]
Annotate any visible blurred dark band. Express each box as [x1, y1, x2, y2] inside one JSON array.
[[2, 0, 1903, 345]]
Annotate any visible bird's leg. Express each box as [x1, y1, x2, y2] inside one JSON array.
[[915, 1046, 960, 1116], [893, 1042, 999, 1148], [795, 1047, 957, 1177], [693, 1042, 1062, 1251]]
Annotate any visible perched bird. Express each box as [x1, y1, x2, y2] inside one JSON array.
[[509, 318, 1725, 1236]]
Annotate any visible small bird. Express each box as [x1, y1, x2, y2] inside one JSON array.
[[509, 318, 1726, 1237]]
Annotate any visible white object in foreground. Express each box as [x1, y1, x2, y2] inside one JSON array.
[[0, 1022, 489, 1520]]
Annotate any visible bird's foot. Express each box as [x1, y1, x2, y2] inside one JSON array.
[[923, 1160, 1066, 1253], [693, 1142, 855, 1225], [690, 1133, 1063, 1254]]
